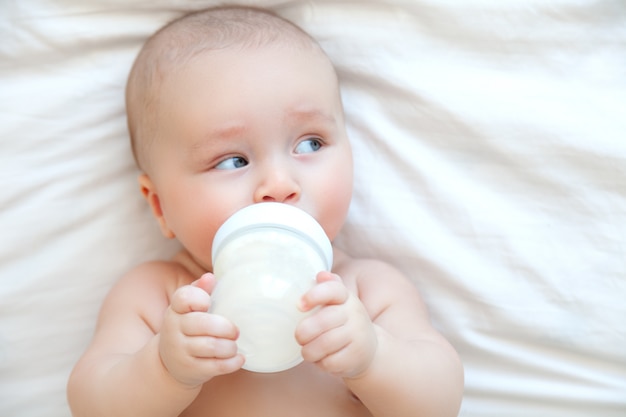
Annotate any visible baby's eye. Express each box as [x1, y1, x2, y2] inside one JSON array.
[[295, 137, 323, 154], [215, 156, 248, 170]]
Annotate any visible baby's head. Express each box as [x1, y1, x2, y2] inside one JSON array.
[[126, 6, 353, 269], [127, 5, 335, 173]]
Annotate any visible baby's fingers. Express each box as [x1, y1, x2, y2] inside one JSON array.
[[191, 272, 217, 295], [195, 354, 246, 377], [295, 304, 346, 345], [171, 285, 211, 314], [181, 312, 239, 340], [186, 335, 240, 359], [299, 272, 348, 312]]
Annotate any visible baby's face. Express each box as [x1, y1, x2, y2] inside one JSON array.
[[145, 45, 353, 270]]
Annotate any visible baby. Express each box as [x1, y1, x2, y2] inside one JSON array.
[[67, 6, 463, 417]]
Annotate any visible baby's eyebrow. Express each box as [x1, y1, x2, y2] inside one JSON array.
[[205, 123, 248, 141], [189, 123, 248, 153], [285, 107, 337, 125]]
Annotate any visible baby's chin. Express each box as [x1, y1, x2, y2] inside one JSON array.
[[189, 251, 214, 274], [322, 219, 348, 244], [200, 259, 214, 274]]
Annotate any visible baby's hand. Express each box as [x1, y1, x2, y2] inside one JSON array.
[[159, 273, 244, 388], [295, 271, 377, 379]]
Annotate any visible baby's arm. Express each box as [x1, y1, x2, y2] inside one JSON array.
[[67, 262, 244, 417], [297, 257, 464, 417]]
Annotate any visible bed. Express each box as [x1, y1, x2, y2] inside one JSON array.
[[1, 0, 625, 416]]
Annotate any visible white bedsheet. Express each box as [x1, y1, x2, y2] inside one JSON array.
[[1, 1, 625, 416]]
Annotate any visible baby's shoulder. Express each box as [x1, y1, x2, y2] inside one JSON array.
[[127, 258, 192, 283], [332, 248, 428, 323], [90, 259, 193, 334], [332, 248, 411, 292], [110, 256, 196, 302]]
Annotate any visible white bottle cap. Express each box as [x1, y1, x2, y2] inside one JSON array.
[[212, 203, 333, 269]]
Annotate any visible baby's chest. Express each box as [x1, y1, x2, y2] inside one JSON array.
[[181, 364, 372, 417]]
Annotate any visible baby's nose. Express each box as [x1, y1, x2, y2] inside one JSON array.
[[253, 168, 301, 203]]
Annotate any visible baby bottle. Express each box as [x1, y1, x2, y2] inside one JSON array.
[[210, 202, 333, 373]]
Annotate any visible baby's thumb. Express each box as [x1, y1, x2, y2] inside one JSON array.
[[316, 270, 340, 284], [192, 272, 217, 295]]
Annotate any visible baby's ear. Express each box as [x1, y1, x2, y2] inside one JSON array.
[[138, 174, 175, 239]]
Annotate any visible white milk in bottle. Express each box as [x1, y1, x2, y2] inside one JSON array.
[[210, 203, 333, 373]]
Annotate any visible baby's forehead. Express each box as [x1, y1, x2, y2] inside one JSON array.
[[145, 39, 324, 103], [152, 35, 335, 95], [158, 43, 341, 109], [128, 8, 336, 171], [149, 8, 317, 62]]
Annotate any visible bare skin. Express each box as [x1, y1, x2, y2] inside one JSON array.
[[69, 247, 462, 417], [181, 365, 372, 417]]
